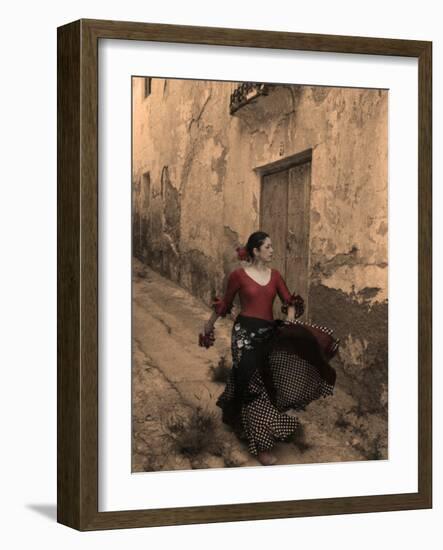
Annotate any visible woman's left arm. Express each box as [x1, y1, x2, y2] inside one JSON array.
[[276, 271, 300, 321]]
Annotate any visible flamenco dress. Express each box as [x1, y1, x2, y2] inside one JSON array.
[[212, 267, 339, 457]]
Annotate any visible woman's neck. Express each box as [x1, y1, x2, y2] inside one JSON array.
[[249, 260, 269, 271]]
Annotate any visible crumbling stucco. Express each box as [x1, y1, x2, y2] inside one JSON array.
[[309, 283, 388, 416], [132, 77, 388, 440]]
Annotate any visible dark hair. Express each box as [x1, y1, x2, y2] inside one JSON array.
[[245, 231, 270, 260]]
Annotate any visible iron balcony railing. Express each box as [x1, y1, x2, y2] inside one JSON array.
[[229, 82, 272, 114]]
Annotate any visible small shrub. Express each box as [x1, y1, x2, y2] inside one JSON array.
[[293, 424, 312, 453], [142, 452, 163, 472], [161, 406, 224, 458], [288, 424, 311, 453], [139, 439, 170, 472], [363, 434, 385, 460], [133, 263, 147, 278], [224, 454, 241, 468], [349, 402, 367, 418], [209, 355, 231, 384], [335, 413, 351, 430]]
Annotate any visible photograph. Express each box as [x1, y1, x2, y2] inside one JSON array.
[[1, 0, 437, 541], [131, 76, 388, 472]]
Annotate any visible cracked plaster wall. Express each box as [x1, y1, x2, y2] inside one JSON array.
[[132, 78, 388, 419]]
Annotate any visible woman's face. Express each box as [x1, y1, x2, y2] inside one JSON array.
[[254, 237, 273, 263]]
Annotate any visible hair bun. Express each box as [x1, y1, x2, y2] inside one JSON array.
[[236, 246, 249, 261]]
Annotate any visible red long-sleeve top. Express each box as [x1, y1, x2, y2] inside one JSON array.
[[212, 267, 297, 322]]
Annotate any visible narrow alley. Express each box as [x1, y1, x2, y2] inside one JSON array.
[[132, 259, 370, 473]]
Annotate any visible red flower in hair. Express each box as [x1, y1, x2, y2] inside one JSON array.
[[236, 246, 249, 261]]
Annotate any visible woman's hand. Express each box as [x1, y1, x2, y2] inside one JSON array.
[[204, 320, 215, 335], [199, 320, 216, 348], [294, 295, 305, 318]]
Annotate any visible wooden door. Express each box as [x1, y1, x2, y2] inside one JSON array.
[[260, 161, 311, 319]]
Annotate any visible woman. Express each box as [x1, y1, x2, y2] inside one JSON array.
[[202, 231, 338, 466]]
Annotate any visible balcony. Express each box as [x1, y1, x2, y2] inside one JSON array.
[[229, 82, 272, 115]]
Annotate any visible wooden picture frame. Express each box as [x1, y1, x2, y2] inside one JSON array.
[[57, 18, 432, 530]]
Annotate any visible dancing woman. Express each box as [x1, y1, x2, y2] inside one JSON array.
[[202, 231, 339, 466]]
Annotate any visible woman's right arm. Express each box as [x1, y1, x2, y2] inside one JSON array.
[[204, 270, 240, 334], [204, 310, 220, 335]]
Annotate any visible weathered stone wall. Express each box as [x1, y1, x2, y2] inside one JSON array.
[[132, 77, 388, 426], [291, 86, 388, 418]]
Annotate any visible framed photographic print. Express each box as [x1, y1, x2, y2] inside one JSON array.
[[57, 18, 432, 530]]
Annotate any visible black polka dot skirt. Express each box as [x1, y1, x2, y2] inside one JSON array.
[[215, 314, 336, 456]]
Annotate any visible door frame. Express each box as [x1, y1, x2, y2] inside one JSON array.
[[254, 148, 312, 178], [255, 148, 313, 318]]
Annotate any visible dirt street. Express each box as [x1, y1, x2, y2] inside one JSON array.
[[132, 259, 368, 472]]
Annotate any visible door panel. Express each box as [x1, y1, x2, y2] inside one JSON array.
[[261, 171, 288, 319], [260, 161, 311, 319], [261, 171, 288, 275], [287, 163, 311, 315]]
